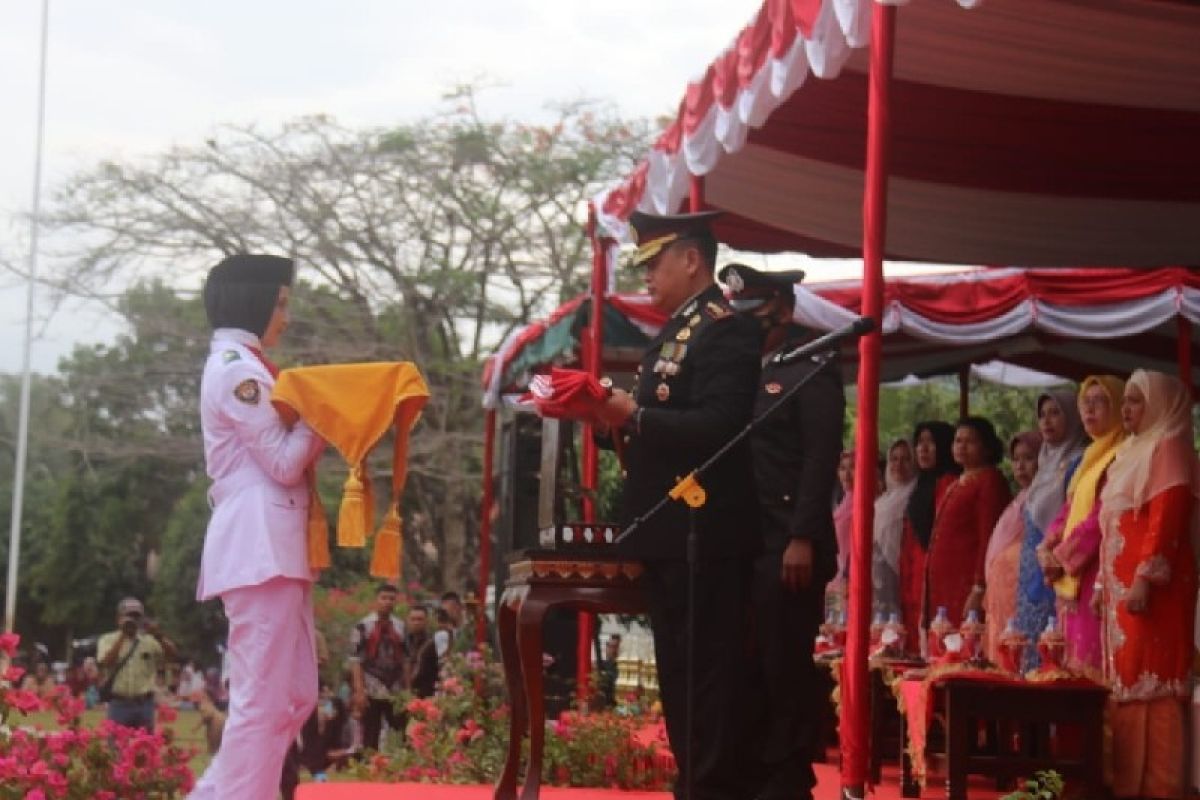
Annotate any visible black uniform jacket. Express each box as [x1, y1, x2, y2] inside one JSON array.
[[750, 324, 846, 584], [615, 283, 763, 561]]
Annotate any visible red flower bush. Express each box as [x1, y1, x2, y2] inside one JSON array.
[[343, 645, 675, 791], [0, 633, 196, 799]]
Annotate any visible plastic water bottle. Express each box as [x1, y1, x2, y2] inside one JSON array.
[[960, 608, 985, 661], [928, 606, 953, 659], [882, 611, 905, 655]]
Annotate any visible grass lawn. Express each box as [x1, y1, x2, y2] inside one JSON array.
[[18, 706, 213, 776]]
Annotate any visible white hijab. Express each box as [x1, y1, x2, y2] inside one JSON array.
[[874, 443, 917, 573], [1024, 390, 1086, 533]]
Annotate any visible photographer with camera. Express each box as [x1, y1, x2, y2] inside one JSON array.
[[97, 597, 176, 732]]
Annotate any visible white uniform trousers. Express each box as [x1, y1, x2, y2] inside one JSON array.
[[189, 577, 317, 800]]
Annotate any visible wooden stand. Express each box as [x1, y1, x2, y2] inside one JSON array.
[[899, 676, 1108, 799], [493, 553, 646, 800]]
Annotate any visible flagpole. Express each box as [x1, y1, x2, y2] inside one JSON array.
[[5, 0, 51, 634]]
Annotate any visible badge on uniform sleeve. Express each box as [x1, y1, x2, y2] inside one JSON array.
[[765, 382, 782, 394], [234, 379, 261, 405], [656, 382, 671, 402]]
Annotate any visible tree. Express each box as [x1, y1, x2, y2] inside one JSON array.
[[0, 372, 79, 649], [150, 478, 225, 665], [37, 91, 653, 592], [854, 375, 1065, 480]]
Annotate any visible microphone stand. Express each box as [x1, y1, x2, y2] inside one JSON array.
[[615, 344, 841, 800]]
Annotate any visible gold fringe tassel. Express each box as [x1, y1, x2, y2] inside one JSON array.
[[369, 504, 403, 580], [337, 465, 368, 547]]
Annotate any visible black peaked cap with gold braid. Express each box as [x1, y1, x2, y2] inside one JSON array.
[[628, 210, 722, 268]]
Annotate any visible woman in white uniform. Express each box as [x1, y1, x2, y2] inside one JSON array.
[[189, 254, 326, 800]]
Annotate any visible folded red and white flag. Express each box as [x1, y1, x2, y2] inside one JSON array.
[[524, 367, 610, 421]]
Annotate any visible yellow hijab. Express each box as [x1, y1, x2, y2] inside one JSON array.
[[1054, 374, 1126, 599]]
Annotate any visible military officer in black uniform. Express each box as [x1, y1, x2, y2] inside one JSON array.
[[719, 263, 845, 800], [595, 211, 763, 800]]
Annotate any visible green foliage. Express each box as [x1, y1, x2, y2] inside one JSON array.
[[151, 479, 226, 666], [1000, 769, 1065, 800], [25, 462, 170, 635], [856, 375, 1071, 477], [311, 582, 377, 688]]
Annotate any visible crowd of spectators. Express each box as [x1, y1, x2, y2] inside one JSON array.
[[833, 370, 1196, 798]]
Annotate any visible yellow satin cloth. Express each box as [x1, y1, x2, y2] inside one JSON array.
[[272, 362, 429, 579]]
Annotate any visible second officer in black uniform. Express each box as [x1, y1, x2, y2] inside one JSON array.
[[595, 211, 762, 800], [718, 263, 845, 800]]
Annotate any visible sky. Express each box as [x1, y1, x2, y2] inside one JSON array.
[[0, 1, 957, 375]]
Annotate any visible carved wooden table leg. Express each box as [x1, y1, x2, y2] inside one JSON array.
[[493, 589, 525, 800], [869, 668, 884, 785], [517, 595, 551, 800], [945, 686, 970, 800], [900, 707, 920, 798]]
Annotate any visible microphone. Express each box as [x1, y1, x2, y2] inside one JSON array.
[[774, 316, 876, 364]]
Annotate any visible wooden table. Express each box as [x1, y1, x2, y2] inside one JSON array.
[[899, 674, 1108, 799], [493, 553, 646, 800], [943, 677, 1107, 799]]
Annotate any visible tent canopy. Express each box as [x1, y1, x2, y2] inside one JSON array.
[[595, 0, 1200, 267], [481, 266, 1200, 405]]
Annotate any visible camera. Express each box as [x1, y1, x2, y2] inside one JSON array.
[[71, 636, 98, 661]]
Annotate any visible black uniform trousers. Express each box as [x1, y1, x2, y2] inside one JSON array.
[[749, 550, 824, 800], [361, 697, 405, 751], [642, 556, 754, 800]]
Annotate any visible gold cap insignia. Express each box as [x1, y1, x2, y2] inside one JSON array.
[[632, 233, 680, 268]]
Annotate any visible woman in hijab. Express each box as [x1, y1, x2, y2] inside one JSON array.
[[982, 430, 1041, 661], [828, 451, 855, 615], [191, 255, 327, 800], [926, 416, 1012, 627], [898, 421, 960, 654], [872, 439, 918, 616], [1038, 375, 1126, 676], [1015, 390, 1087, 668], [1097, 370, 1198, 799]]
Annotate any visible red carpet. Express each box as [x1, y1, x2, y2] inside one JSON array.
[[297, 760, 1003, 799]]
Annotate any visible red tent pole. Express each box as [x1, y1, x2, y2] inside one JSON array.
[[842, 4, 896, 796], [689, 174, 705, 212], [575, 205, 608, 703], [477, 408, 496, 648]]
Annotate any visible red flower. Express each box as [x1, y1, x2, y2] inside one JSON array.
[[6, 689, 43, 714]]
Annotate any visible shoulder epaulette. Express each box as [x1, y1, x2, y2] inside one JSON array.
[[704, 300, 732, 320]]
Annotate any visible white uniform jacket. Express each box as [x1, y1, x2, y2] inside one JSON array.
[[196, 328, 325, 601]]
